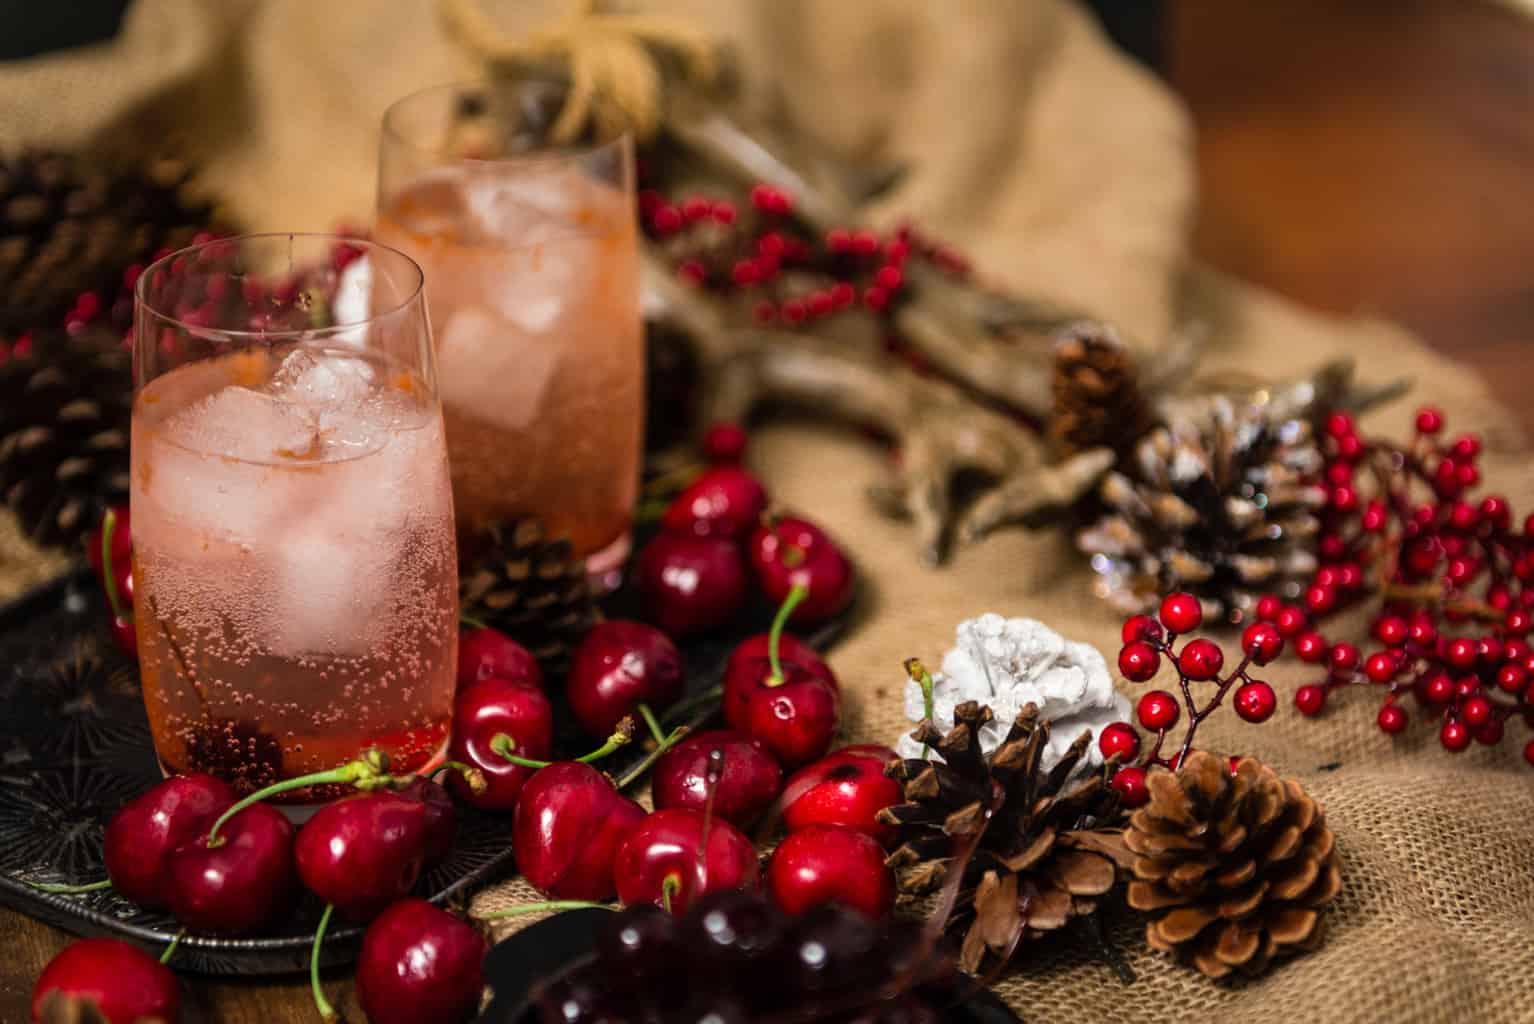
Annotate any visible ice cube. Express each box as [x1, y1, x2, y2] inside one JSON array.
[[263, 522, 385, 657], [269, 349, 376, 405], [435, 306, 557, 431]]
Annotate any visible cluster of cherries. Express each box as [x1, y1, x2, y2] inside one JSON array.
[[641, 179, 967, 325], [1102, 592, 1281, 807]]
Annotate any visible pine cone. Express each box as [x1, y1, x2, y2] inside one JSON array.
[[1075, 394, 1324, 622], [1049, 323, 1152, 459], [460, 518, 599, 673], [0, 327, 131, 548], [879, 701, 1132, 974], [0, 150, 224, 334], [1125, 751, 1341, 979]]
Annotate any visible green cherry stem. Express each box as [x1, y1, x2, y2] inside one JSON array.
[[310, 903, 337, 1023], [661, 874, 681, 915], [101, 508, 129, 623], [615, 725, 690, 790], [661, 684, 724, 725], [458, 611, 488, 629], [766, 583, 810, 686], [159, 929, 186, 966], [206, 749, 392, 846], [490, 719, 636, 770], [904, 657, 938, 760], [30, 879, 113, 895], [430, 759, 488, 795], [479, 899, 617, 922], [638, 703, 667, 746]]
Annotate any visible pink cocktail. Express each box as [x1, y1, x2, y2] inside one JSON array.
[[131, 236, 458, 795], [377, 83, 642, 573]]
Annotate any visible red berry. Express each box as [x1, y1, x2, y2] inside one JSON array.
[[1117, 641, 1161, 683], [681, 196, 712, 222], [1255, 595, 1282, 622], [861, 285, 889, 312], [1422, 673, 1454, 705], [651, 206, 683, 234], [1274, 605, 1309, 637], [1328, 642, 1360, 674], [1361, 500, 1388, 532], [1329, 485, 1358, 512], [1233, 681, 1277, 723], [1408, 616, 1438, 647], [1318, 533, 1346, 561], [1455, 676, 1481, 700], [1336, 434, 1365, 461], [1373, 616, 1409, 648], [1121, 614, 1163, 645], [1136, 690, 1180, 731], [1305, 584, 1337, 615], [1440, 719, 1472, 752], [703, 422, 749, 463], [1481, 495, 1512, 529], [1451, 434, 1482, 460], [1457, 462, 1480, 488], [1110, 765, 1149, 807], [1097, 722, 1140, 761], [1376, 703, 1408, 734], [1474, 716, 1505, 745], [1158, 592, 1203, 634], [1524, 739, 1534, 766], [1506, 639, 1530, 663], [1415, 407, 1444, 434], [1337, 563, 1364, 590], [1177, 638, 1224, 681], [1479, 635, 1505, 664], [1448, 501, 1478, 531], [1461, 696, 1492, 727], [1446, 637, 1479, 668], [1325, 462, 1353, 487], [1363, 651, 1397, 684], [1295, 684, 1327, 716], [1295, 631, 1328, 663], [1497, 663, 1527, 694], [874, 264, 903, 291], [1325, 411, 1355, 440], [1241, 622, 1284, 665]]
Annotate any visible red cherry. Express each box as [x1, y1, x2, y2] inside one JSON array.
[[1117, 641, 1161, 682], [1294, 684, 1327, 716], [1376, 703, 1408, 734], [661, 466, 769, 539], [1415, 407, 1444, 434], [722, 630, 840, 769], [356, 900, 487, 1024], [1294, 632, 1328, 663], [1255, 595, 1283, 621], [1328, 642, 1360, 675], [1440, 719, 1472, 752], [1136, 690, 1180, 731], [1110, 766, 1149, 807], [394, 776, 457, 865], [780, 746, 901, 845], [702, 422, 749, 464], [1158, 593, 1202, 634], [447, 678, 553, 810], [614, 809, 760, 915], [1097, 722, 1140, 761], [1446, 637, 1479, 668], [1461, 696, 1493, 727], [163, 803, 296, 935], [567, 621, 684, 739], [103, 773, 235, 910], [637, 534, 749, 637], [295, 792, 429, 922], [1274, 605, 1309, 637], [1233, 681, 1277, 723], [1241, 622, 1283, 665], [1121, 614, 1163, 645], [31, 939, 180, 1024], [512, 762, 645, 901], [722, 633, 835, 724], [653, 730, 783, 827], [765, 825, 893, 919], [1363, 651, 1397, 684], [1176, 639, 1224, 681], [456, 628, 542, 692], [749, 518, 855, 625]]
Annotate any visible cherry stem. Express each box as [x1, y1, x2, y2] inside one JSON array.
[[310, 903, 337, 1023], [661, 874, 681, 915], [206, 748, 392, 845], [458, 611, 488, 629], [101, 508, 129, 622], [430, 760, 488, 795], [615, 725, 691, 790], [30, 879, 112, 895], [767, 583, 810, 685], [479, 899, 616, 922], [661, 684, 724, 725], [638, 703, 667, 746], [491, 719, 636, 770], [159, 929, 186, 966], [904, 657, 937, 760]]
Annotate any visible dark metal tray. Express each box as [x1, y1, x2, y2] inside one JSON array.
[[0, 566, 854, 975]]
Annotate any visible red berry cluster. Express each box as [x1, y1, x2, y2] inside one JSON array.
[[640, 180, 967, 326], [1254, 407, 1534, 762], [1104, 593, 1282, 806]]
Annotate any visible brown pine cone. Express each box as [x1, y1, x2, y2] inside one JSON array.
[[879, 701, 1132, 974], [1049, 323, 1152, 459], [1124, 751, 1341, 979]]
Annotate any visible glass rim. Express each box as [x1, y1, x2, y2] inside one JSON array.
[[134, 232, 426, 341], [380, 78, 633, 167]]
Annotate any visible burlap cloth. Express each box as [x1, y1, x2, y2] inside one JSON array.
[[4, 2, 1533, 1021]]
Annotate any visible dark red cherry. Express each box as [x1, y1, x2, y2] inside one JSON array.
[[723, 633, 836, 730], [295, 792, 428, 922], [749, 517, 854, 625], [447, 678, 554, 810], [661, 465, 769, 539], [394, 776, 457, 865], [651, 730, 782, 827], [766, 824, 894, 919], [780, 745, 901, 845], [31, 938, 180, 1024], [456, 627, 543, 692], [567, 621, 684, 739], [356, 899, 487, 1024], [733, 664, 840, 769], [636, 533, 749, 637], [613, 808, 760, 915], [163, 803, 296, 935], [90, 506, 136, 658], [512, 762, 645, 901], [103, 773, 235, 909]]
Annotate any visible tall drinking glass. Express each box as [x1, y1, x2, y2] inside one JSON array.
[[377, 81, 642, 578], [132, 235, 458, 796]]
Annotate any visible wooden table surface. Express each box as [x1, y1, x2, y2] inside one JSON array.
[[8, 1, 1534, 1019]]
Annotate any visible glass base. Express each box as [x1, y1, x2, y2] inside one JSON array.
[[585, 530, 632, 594]]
